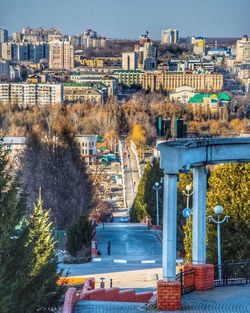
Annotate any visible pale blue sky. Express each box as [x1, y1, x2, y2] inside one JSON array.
[[1, 0, 249, 39]]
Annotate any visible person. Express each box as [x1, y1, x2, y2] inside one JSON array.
[[107, 240, 111, 255]]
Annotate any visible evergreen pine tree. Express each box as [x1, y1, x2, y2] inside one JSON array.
[[66, 215, 95, 258], [0, 140, 29, 313], [20, 193, 64, 313], [130, 160, 163, 223]]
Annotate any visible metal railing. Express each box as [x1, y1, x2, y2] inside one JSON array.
[[176, 268, 196, 294], [214, 260, 250, 287]]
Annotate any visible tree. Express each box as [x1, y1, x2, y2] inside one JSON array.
[[129, 124, 146, 158], [18, 193, 64, 313], [183, 163, 250, 264], [0, 140, 29, 313], [130, 160, 163, 223], [206, 163, 250, 263], [21, 131, 93, 229], [66, 215, 95, 258]]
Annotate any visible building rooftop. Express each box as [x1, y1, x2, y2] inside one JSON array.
[[112, 70, 144, 74], [188, 92, 231, 103]]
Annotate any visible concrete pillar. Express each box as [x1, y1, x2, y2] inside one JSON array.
[[192, 166, 207, 265], [162, 173, 178, 281]]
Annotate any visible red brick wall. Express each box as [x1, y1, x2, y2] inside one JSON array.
[[185, 264, 214, 291], [157, 280, 181, 310], [63, 277, 153, 312], [63, 287, 77, 313]]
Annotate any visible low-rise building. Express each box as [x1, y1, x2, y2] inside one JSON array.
[[69, 71, 118, 96], [169, 86, 196, 103], [112, 70, 143, 87], [75, 135, 98, 166], [63, 82, 105, 104], [2, 136, 27, 153], [188, 92, 231, 111]]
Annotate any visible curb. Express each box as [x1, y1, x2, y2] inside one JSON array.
[[92, 258, 160, 264]]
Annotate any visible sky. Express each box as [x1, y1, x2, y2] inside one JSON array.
[[1, 0, 250, 39]]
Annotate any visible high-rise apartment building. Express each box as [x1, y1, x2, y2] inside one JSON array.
[[122, 52, 138, 70], [82, 29, 106, 48], [0, 60, 10, 80], [0, 83, 63, 106], [49, 40, 74, 70], [0, 28, 8, 43], [1, 42, 49, 62], [1, 42, 12, 60], [161, 28, 179, 44], [134, 41, 158, 71], [192, 37, 206, 55], [236, 35, 250, 62]]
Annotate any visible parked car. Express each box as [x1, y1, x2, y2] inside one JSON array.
[[120, 216, 129, 223]]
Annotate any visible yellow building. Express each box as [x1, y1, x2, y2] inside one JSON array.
[[142, 72, 223, 92], [63, 82, 105, 104], [77, 58, 105, 68]]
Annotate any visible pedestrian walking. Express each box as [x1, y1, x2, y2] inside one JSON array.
[[107, 240, 111, 255]]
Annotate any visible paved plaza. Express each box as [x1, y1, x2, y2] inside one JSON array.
[[74, 285, 250, 313]]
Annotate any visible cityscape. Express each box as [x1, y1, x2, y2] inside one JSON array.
[[0, 1, 249, 313]]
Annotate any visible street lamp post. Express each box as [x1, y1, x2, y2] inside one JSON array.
[[153, 182, 161, 226], [182, 184, 193, 209], [208, 205, 230, 281]]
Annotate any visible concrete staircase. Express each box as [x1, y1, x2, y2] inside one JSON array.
[[63, 278, 154, 313]]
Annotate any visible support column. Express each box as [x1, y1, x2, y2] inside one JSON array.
[[162, 173, 178, 281], [158, 173, 181, 311], [190, 166, 214, 291], [192, 166, 207, 265]]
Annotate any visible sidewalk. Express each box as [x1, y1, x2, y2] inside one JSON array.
[[74, 284, 250, 313]]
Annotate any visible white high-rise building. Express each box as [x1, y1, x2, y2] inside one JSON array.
[[192, 37, 206, 55], [236, 35, 250, 62], [49, 40, 74, 70], [161, 28, 179, 44], [122, 52, 138, 70]]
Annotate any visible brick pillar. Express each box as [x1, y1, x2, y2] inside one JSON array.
[[157, 280, 181, 311], [185, 264, 214, 291]]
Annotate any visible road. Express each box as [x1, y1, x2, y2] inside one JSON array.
[[59, 222, 162, 288], [122, 142, 140, 208]]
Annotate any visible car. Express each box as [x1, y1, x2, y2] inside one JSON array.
[[120, 216, 129, 223]]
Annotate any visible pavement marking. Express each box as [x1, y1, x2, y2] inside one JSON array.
[[113, 259, 128, 264], [92, 258, 102, 262], [141, 260, 156, 264]]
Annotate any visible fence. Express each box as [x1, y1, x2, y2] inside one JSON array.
[[176, 268, 196, 294], [130, 140, 142, 178], [214, 260, 250, 287], [118, 139, 127, 208]]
